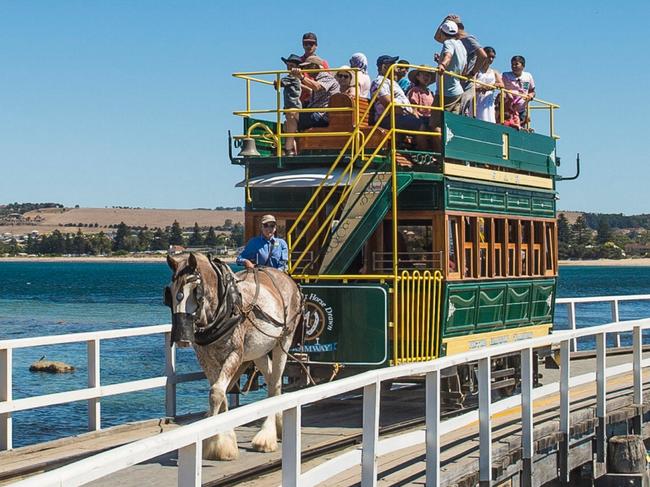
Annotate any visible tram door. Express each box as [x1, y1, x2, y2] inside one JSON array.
[[381, 219, 443, 364]]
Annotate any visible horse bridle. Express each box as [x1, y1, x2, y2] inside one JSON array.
[[165, 257, 243, 346]]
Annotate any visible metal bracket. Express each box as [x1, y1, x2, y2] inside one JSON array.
[[556, 153, 581, 181]]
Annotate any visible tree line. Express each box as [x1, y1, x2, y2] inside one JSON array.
[[557, 213, 648, 260], [0, 221, 244, 256]]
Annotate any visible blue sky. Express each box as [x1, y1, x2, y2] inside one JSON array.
[[1, 1, 648, 213]]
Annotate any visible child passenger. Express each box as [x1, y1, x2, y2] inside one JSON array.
[[406, 67, 435, 123], [280, 54, 303, 156], [502, 55, 535, 127]]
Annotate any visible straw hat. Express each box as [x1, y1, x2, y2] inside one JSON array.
[[407, 67, 436, 86]]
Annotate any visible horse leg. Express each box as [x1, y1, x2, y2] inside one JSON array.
[[250, 354, 278, 453], [270, 336, 293, 439], [203, 352, 242, 461]]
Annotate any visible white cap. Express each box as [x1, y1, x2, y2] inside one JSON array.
[[440, 20, 458, 36]]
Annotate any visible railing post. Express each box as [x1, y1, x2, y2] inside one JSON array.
[[361, 380, 380, 487], [425, 370, 441, 487], [567, 302, 577, 351], [478, 357, 492, 487], [633, 325, 643, 434], [282, 406, 301, 487], [178, 440, 202, 487], [559, 340, 570, 482], [165, 332, 177, 418], [610, 299, 621, 347], [596, 333, 606, 463], [521, 348, 534, 486], [87, 339, 101, 431], [0, 348, 11, 451]]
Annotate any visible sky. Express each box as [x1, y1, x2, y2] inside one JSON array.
[[1, 1, 649, 213]]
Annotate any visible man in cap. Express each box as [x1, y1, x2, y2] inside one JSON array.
[[237, 215, 288, 271], [435, 14, 488, 117], [435, 15, 486, 78], [370, 55, 424, 134], [428, 19, 467, 151], [299, 32, 330, 69], [286, 55, 340, 133], [298, 32, 330, 106]]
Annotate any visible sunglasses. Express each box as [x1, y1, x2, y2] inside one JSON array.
[[262, 223, 276, 228], [302, 41, 316, 46], [336, 73, 351, 79]]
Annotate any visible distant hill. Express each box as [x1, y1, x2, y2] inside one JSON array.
[[558, 211, 650, 230], [0, 207, 243, 235]]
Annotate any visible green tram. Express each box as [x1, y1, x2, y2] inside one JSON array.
[[229, 64, 562, 403]]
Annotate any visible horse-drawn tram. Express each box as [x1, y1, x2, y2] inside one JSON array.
[[229, 63, 563, 406]]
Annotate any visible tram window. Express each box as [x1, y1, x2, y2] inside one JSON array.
[[521, 221, 531, 276], [545, 223, 555, 274], [382, 221, 434, 270], [533, 222, 543, 275], [448, 217, 460, 275], [507, 220, 518, 276], [463, 217, 475, 278], [493, 219, 505, 277], [478, 217, 489, 278]]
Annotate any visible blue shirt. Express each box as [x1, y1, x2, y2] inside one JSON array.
[[398, 77, 411, 93], [236, 235, 288, 271], [437, 39, 467, 97]]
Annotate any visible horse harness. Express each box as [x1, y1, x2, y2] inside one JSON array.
[[191, 259, 301, 347]]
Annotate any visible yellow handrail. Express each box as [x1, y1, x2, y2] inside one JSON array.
[[287, 64, 405, 249], [232, 63, 560, 148]]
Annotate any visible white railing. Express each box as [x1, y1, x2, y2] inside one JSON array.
[[0, 324, 205, 451], [13, 317, 650, 487], [557, 294, 650, 350]]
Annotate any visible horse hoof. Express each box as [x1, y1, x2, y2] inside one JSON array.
[[203, 431, 239, 461], [251, 429, 278, 453]]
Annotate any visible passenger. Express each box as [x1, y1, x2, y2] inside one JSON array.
[[502, 55, 536, 126], [473, 47, 503, 123], [429, 20, 467, 142], [396, 59, 411, 92], [349, 52, 371, 98], [436, 14, 487, 79], [236, 215, 288, 271], [286, 55, 339, 132], [370, 55, 425, 133], [299, 32, 330, 69], [279, 54, 304, 155], [335, 65, 356, 97], [406, 67, 435, 122], [436, 15, 487, 117], [502, 102, 521, 130], [299, 33, 330, 105]]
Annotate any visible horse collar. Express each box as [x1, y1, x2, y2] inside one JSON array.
[[192, 259, 243, 346]]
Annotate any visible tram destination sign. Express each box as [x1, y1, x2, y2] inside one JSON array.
[[292, 284, 388, 365]]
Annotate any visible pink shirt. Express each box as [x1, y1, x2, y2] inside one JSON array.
[[407, 86, 434, 117]]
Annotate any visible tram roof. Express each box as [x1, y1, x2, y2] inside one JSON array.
[[236, 168, 360, 188]]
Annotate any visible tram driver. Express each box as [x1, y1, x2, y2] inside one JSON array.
[[236, 214, 289, 271]]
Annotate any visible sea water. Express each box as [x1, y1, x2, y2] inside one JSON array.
[[1, 262, 650, 447]]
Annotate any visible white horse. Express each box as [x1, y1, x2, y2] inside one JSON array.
[[165, 252, 303, 460]]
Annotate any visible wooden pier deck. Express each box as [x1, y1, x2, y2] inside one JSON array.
[[1, 351, 649, 486]]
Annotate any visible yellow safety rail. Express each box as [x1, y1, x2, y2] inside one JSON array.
[[396, 270, 444, 364], [231, 63, 560, 365]]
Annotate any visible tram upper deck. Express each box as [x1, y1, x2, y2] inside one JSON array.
[[229, 64, 560, 191]]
